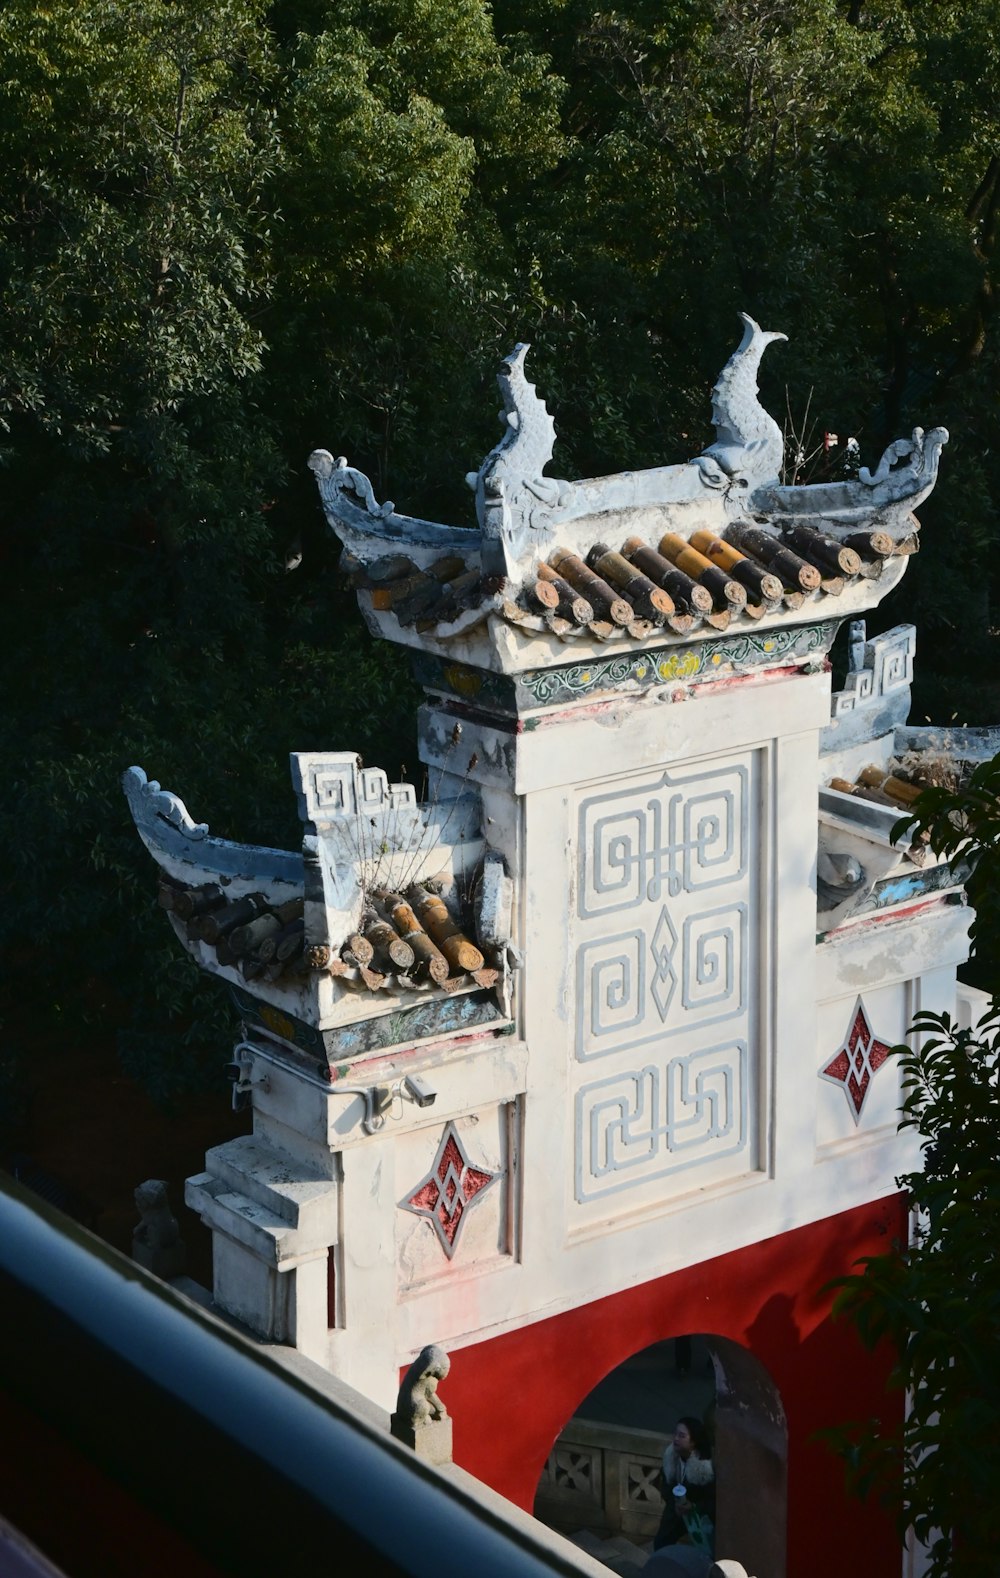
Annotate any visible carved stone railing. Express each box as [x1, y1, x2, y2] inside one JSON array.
[[534, 1417, 667, 1542]]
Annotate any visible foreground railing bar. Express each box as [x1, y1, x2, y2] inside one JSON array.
[[0, 1175, 590, 1578]]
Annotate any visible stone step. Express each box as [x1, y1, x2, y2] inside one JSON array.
[[203, 1136, 336, 1240], [606, 1534, 652, 1563], [567, 1529, 613, 1559], [185, 1175, 326, 1269], [566, 1528, 649, 1575]]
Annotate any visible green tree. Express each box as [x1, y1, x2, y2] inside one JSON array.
[[0, 0, 290, 1102], [266, 0, 564, 517], [4, 0, 1000, 1118], [0, 0, 562, 1105], [831, 760, 1000, 1577], [491, 0, 1000, 708]]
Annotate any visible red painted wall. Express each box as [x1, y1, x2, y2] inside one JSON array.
[[440, 1195, 907, 1578]]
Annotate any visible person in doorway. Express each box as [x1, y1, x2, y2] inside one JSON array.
[[653, 1416, 715, 1553]]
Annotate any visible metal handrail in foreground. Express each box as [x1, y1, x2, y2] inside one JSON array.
[[0, 1173, 587, 1578]]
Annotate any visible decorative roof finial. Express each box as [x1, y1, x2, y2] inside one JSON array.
[[703, 311, 787, 488], [470, 345, 562, 573]]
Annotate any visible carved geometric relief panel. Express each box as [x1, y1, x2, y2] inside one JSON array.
[[577, 905, 748, 1059], [577, 930, 647, 1055], [539, 1444, 603, 1505], [626, 1458, 666, 1511], [579, 764, 748, 920], [573, 754, 759, 1206], [577, 1040, 749, 1201]]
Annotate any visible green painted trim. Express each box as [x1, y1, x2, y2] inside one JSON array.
[[322, 989, 506, 1063], [230, 982, 508, 1067], [413, 622, 839, 715], [518, 622, 837, 706]]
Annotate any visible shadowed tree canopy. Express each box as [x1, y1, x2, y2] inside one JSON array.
[[1, 0, 999, 1104]]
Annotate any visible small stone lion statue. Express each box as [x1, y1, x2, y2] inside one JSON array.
[[132, 1179, 186, 1279], [399, 1344, 450, 1425], [390, 1343, 452, 1463]]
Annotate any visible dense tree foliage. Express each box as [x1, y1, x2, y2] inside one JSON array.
[[831, 763, 1000, 1577], [2, 0, 1000, 1106], [0, 0, 563, 1102]]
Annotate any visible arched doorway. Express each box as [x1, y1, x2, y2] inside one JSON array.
[[533, 1334, 787, 1575], [710, 1337, 787, 1578]]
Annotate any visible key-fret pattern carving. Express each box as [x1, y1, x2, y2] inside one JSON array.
[[574, 757, 758, 1203]]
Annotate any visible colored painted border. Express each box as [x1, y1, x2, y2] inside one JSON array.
[[323, 990, 508, 1063], [815, 859, 971, 942], [229, 984, 508, 1069], [412, 621, 838, 714]]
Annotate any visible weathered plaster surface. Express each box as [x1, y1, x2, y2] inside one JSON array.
[[185, 645, 977, 1424]]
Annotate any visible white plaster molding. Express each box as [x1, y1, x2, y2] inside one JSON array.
[[821, 620, 916, 753], [420, 669, 832, 798], [816, 901, 972, 1000], [185, 1136, 337, 1269], [243, 1032, 529, 1152], [955, 981, 992, 1030]]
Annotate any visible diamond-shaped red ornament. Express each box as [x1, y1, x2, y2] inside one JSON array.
[[820, 997, 893, 1122], [401, 1122, 499, 1258]]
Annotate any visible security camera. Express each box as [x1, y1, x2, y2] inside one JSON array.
[[403, 1075, 437, 1109]]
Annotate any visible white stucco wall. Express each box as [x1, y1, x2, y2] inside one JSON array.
[[188, 662, 971, 1411]]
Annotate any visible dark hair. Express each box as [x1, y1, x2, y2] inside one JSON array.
[[676, 1415, 712, 1458]]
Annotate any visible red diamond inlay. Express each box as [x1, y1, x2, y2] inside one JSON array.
[[463, 1166, 493, 1200], [821, 997, 894, 1122], [410, 1180, 440, 1212], [401, 1121, 500, 1258]]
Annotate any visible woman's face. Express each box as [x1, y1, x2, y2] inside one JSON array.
[[673, 1422, 693, 1457]]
